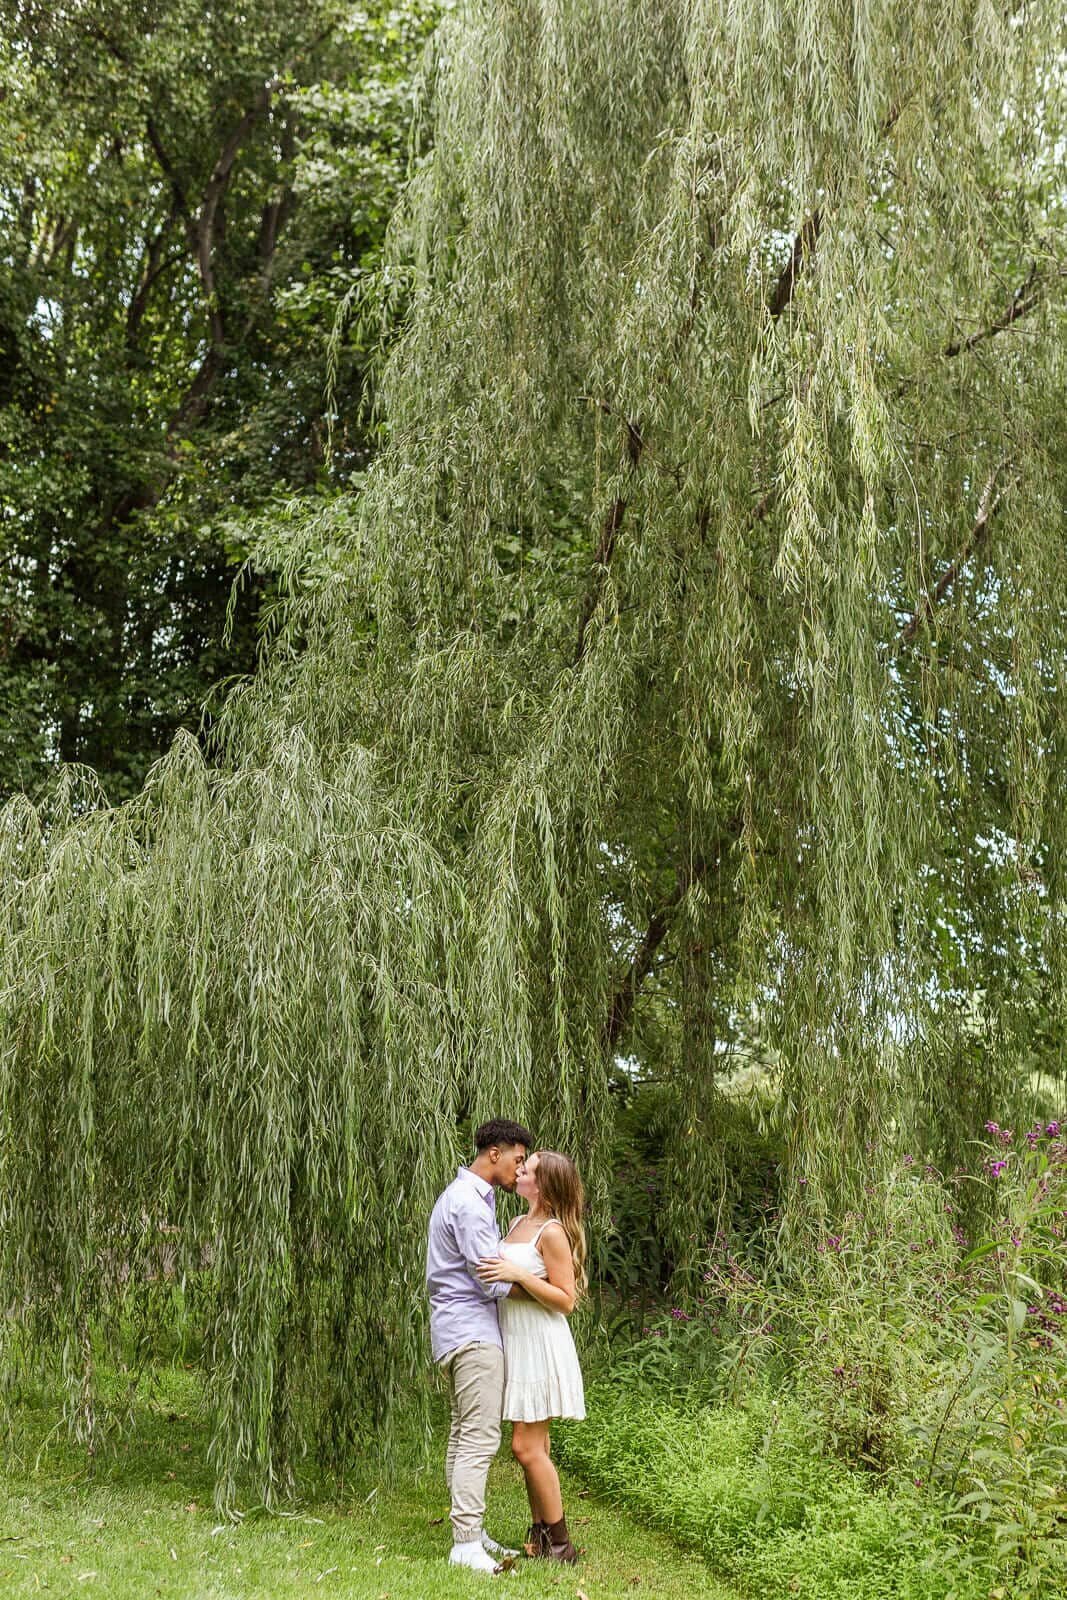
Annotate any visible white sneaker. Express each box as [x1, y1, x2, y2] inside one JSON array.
[[482, 1532, 520, 1559], [448, 1539, 501, 1574]]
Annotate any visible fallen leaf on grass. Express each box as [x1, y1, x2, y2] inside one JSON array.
[[184, 1503, 198, 1514], [315, 1567, 338, 1582], [428, 1516, 444, 1526], [577, 1590, 590, 1600]]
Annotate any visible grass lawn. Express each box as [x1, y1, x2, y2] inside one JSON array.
[[0, 1370, 736, 1600]]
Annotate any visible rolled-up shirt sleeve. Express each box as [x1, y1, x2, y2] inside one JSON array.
[[452, 1196, 511, 1301]]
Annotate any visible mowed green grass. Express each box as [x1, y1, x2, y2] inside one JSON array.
[[0, 1371, 736, 1600]]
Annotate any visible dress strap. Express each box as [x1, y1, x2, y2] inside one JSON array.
[[532, 1217, 562, 1246]]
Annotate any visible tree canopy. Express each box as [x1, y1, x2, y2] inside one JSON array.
[[1, 0, 1066, 1502], [0, 0, 430, 797]]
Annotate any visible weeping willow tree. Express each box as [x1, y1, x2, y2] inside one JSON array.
[[2, 0, 1066, 1500]]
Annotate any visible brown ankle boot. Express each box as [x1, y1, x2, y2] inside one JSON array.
[[523, 1521, 550, 1558], [545, 1514, 578, 1564]]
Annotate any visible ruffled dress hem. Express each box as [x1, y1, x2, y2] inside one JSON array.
[[502, 1376, 586, 1423]]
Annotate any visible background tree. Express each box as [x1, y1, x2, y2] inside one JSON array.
[[1, 0, 1065, 1504], [0, 0, 430, 798]]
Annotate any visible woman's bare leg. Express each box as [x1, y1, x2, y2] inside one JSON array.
[[510, 1420, 562, 1524]]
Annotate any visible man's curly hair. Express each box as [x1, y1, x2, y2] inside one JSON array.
[[473, 1118, 533, 1151]]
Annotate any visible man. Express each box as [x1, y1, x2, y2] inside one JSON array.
[[426, 1117, 533, 1574]]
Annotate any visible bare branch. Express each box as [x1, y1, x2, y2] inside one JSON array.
[[768, 210, 822, 318], [602, 817, 742, 1051], [943, 264, 1042, 357], [574, 494, 630, 666], [766, 104, 906, 325], [891, 459, 1011, 652], [604, 862, 699, 1051], [126, 210, 184, 345], [145, 118, 199, 247], [197, 99, 273, 342], [571, 403, 646, 664], [577, 399, 676, 483]]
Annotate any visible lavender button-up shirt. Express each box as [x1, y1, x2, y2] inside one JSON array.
[[426, 1166, 511, 1361]]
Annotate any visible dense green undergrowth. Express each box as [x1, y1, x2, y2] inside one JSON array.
[[558, 1385, 995, 1600], [563, 1123, 1067, 1600]]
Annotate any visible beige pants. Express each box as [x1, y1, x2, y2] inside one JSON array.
[[440, 1341, 505, 1543]]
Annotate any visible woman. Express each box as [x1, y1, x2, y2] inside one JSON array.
[[476, 1149, 586, 1564]]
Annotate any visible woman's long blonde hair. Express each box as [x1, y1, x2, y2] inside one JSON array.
[[534, 1150, 588, 1296]]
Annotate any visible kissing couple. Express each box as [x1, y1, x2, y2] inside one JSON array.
[[425, 1118, 587, 1575]]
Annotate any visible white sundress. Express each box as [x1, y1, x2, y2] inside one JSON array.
[[498, 1219, 586, 1423]]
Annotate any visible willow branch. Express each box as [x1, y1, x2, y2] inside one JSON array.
[[891, 460, 1010, 651], [604, 862, 701, 1051], [766, 105, 904, 325], [768, 210, 822, 318], [578, 401, 677, 484], [603, 815, 742, 1051], [943, 264, 1042, 357], [573, 414, 645, 665]]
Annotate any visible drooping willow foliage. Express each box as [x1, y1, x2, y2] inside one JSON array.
[[2, 1, 1066, 1498]]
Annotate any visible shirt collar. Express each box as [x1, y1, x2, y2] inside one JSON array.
[[457, 1165, 495, 1205]]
